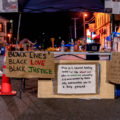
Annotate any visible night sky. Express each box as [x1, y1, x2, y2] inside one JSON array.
[[0, 12, 93, 48]]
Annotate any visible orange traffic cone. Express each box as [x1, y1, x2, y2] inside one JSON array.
[[0, 52, 16, 95]]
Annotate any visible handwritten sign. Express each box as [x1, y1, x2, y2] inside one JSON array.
[[56, 64, 98, 94], [107, 52, 120, 84], [6, 51, 55, 78]]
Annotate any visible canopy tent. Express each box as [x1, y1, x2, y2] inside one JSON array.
[[106, 35, 111, 41], [16, 0, 105, 44], [19, 0, 104, 13], [106, 32, 120, 41], [19, 38, 34, 45], [1, 0, 105, 48]]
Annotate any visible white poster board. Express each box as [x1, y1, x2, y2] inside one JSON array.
[[0, 0, 18, 13], [57, 64, 97, 94], [105, 0, 120, 14]]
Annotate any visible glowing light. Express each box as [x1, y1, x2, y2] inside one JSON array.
[[84, 13, 87, 17], [7, 33, 12, 38], [10, 20, 13, 23], [86, 29, 91, 36], [0, 24, 2, 32]]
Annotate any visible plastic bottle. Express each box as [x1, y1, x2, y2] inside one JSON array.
[[70, 39, 74, 52], [61, 40, 65, 52]]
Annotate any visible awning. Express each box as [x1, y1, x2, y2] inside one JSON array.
[[106, 32, 120, 41], [92, 35, 100, 40]]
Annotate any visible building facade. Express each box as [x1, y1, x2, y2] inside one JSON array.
[[94, 13, 111, 50], [0, 17, 8, 45]]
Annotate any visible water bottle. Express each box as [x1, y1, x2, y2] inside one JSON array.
[[70, 39, 74, 52], [61, 40, 65, 52]]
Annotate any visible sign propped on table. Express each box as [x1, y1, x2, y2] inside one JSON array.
[[55, 63, 99, 95], [6, 51, 55, 78]]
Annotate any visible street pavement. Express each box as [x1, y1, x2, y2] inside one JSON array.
[[0, 78, 120, 120]]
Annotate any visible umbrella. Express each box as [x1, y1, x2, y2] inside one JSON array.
[[65, 44, 72, 47]]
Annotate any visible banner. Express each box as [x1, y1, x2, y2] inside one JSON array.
[[55, 63, 98, 94], [0, 0, 18, 13], [6, 51, 55, 78]]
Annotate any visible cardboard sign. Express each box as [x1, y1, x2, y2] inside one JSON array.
[[6, 51, 55, 78], [105, 0, 120, 14], [107, 52, 120, 84], [55, 63, 98, 94]]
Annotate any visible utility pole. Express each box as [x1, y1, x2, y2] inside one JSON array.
[[72, 18, 79, 40], [16, 13, 22, 50], [83, 13, 87, 45], [110, 14, 114, 51], [69, 26, 73, 40], [10, 20, 13, 44], [83, 15, 85, 44]]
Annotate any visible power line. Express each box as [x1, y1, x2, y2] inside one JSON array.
[[86, 16, 95, 24]]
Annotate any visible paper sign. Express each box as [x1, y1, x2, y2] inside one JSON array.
[[56, 64, 98, 94], [107, 52, 120, 84], [0, 0, 18, 13], [6, 51, 55, 78], [105, 0, 120, 14]]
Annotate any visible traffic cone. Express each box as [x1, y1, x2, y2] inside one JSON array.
[[0, 52, 16, 95]]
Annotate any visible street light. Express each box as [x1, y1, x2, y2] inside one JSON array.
[[7, 33, 12, 44], [84, 14, 87, 17], [9, 20, 13, 33], [72, 18, 79, 40], [83, 13, 87, 45]]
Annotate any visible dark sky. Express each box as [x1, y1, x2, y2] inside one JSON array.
[[0, 12, 93, 48]]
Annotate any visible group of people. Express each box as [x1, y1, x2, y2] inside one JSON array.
[[6, 44, 34, 51]]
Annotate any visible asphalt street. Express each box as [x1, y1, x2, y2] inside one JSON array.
[[0, 78, 120, 120]]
